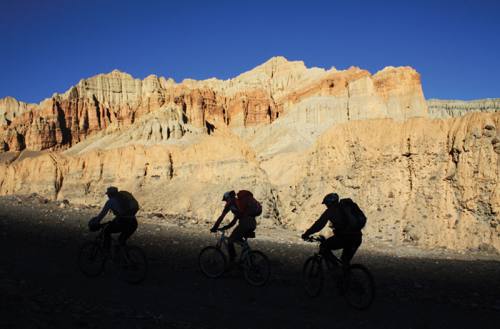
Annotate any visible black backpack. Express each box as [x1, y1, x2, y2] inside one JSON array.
[[117, 190, 140, 216], [339, 198, 366, 231]]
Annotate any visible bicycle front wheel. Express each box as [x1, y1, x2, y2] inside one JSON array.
[[120, 246, 148, 284], [343, 264, 375, 309], [78, 241, 106, 277], [243, 250, 270, 286], [302, 256, 324, 297], [198, 246, 226, 278]]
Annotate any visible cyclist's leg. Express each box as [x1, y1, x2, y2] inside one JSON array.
[[228, 224, 245, 262], [117, 217, 138, 246], [340, 234, 362, 265], [247, 216, 257, 234], [103, 219, 121, 250], [322, 235, 345, 263]]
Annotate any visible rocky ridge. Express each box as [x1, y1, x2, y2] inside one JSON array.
[[0, 56, 427, 152]]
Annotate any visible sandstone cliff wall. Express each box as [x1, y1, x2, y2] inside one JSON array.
[[0, 96, 36, 125], [1, 57, 427, 153], [1, 57, 498, 253], [0, 112, 498, 252], [277, 113, 500, 252], [0, 131, 281, 226], [428, 98, 500, 118]]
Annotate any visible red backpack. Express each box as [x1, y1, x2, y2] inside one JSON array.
[[236, 190, 262, 217]]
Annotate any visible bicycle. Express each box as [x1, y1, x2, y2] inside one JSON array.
[[198, 229, 271, 286], [77, 222, 148, 284], [303, 235, 375, 309]]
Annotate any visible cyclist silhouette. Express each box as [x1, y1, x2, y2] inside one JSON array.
[[210, 190, 257, 264], [302, 193, 362, 265], [88, 186, 138, 253]]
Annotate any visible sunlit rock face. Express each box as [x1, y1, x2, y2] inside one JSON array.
[[1, 57, 499, 253], [0, 57, 427, 152]]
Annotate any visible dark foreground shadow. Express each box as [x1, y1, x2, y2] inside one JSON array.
[[1, 209, 499, 329]]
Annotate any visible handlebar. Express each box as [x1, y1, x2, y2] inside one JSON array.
[[88, 218, 110, 233], [304, 235, 326, 243]]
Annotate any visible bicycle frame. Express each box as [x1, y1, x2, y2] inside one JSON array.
[[308, 236, 344, 270], [92, 222, 130, 264], [303, 235, 375, 308], [214, 230, 252, 263], [90, 223, 107, 250]]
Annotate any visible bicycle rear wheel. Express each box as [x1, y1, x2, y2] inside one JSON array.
[[302, 255, 324, 297], [198, 246, 226, 278], [343, 264, 375, 309], [120, 246, 148, 284], [243, 250, 270, 286], [78, 241, 106, 277]]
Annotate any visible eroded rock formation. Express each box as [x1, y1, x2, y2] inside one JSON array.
[[1, 57, 427, 153], [0, 57, 498, 253], [278, 113, 500, 252]]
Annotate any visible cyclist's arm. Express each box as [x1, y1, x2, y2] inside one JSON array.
[[94, 200, 112, 222], [212, 205, 230, 230], [222, 216, 238, 230], [304, 210, 329, 236]]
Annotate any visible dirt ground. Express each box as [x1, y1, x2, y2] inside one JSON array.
[[1, 194, 499, 329]]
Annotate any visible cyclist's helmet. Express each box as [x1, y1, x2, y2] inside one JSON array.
[[88, 218, 101, 232], [105, 186, 119, 196], [322, 193, 339, 206], [222, 190, 236, 201]]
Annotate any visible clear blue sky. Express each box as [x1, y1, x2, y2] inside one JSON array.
[[1, 0, 499, 103]]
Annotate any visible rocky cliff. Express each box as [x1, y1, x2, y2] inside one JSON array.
[[279, 113, 500, 252], [0, 57, 427, 153], [428, 98, 500, 118], [0, 57, 498, 253]]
